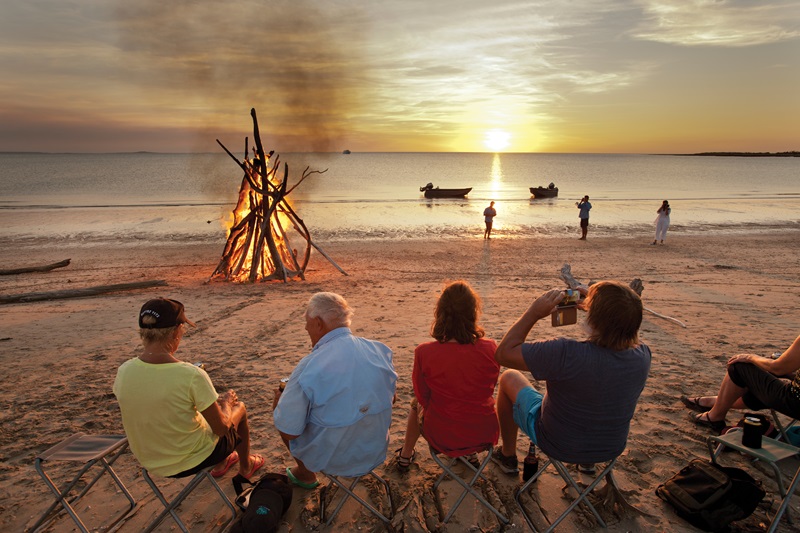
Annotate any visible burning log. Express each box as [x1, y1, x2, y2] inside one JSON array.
[[211, 109, 347, 282]]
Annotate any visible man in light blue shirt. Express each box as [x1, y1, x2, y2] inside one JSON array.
[[273, 292, 397, 488], [576, 195, 592, 240]]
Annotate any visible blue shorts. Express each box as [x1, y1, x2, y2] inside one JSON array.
[[512, 386, 544, 445]]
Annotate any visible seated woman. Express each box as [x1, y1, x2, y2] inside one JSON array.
[[113, 298, 263, 479], [683, 334, 800, 432], [396, 281, 500, 471]]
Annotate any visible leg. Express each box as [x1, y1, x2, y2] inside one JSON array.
[[704, 369, 749, 422], [228, 402, 257, 475], [400, 402, 420, 460], [496, 370, 534, 457], [278, 432, 318, 485]]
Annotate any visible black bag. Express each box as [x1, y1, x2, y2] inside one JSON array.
[[656, 459, 765, 532], [229, 472, 293, 533]]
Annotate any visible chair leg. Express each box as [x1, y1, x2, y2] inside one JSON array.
[[430, 447, 509, 524], [142, 469, 236, 533], [30, 443, 135, 533], [320, 472, 392, 526], [767, 465, 800, 533], [515, 458, 616, 533]]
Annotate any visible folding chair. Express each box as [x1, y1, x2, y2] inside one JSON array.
[[770, 409, 799, 444], [30, 433, 135, 533], [707, 429, 800, 531], [429, 444, 509, 524], [142, 466, 237, 533], [514, 453, 619, 532], [319, 469, 393, 526]]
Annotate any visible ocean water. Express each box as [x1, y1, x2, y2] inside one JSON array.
[[0, 152, 798, 244]]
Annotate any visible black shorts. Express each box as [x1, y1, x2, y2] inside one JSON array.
[[580, 218, 589, 228], [169, 425, 241, 478], [727, 362, 800, 418]]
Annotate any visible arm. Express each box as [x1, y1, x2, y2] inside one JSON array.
[[200, 389, 237, 436], [727, 335, 800, 376], [495, 289, 564, 370]]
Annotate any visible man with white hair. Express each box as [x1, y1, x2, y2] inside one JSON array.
[[272, 292, 397, 488]]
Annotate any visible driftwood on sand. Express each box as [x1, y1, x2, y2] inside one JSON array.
[[559, 263, 686, 328], [0, 280, 167, 305], [0, 259, 71, 276]]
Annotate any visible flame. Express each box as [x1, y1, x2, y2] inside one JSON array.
[[213, 154, 304, 283]]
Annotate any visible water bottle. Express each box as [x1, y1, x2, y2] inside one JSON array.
[[522, 442, 538, 481]]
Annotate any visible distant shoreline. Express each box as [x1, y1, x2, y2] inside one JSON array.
[[676, 151, 799, 157]]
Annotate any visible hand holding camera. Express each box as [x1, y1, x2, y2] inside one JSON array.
[[551, 289, 582, 327]]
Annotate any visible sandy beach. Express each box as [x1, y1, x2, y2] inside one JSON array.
[[1, 231, 799, 532]]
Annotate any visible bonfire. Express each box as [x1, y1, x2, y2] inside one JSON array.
[[211, 108, 346, 282]]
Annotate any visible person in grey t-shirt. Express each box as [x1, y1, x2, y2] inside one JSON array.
[[491, 281, 651, 473]]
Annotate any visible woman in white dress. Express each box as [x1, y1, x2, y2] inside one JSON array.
[[652, 200, 671, 245]]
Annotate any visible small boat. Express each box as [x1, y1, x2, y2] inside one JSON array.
[[420, 182, 472, 198], [342, 149, 351, 154], [530, 182, 558, 198]]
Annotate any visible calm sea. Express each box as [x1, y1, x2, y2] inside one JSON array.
[[0, 152, 798, 244]]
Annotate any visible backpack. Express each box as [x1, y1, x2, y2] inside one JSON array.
[[229, 472, 293, 533], [656, 459, 765, 532]]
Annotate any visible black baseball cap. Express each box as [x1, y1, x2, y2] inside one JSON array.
[[139, 298, 196, 329]]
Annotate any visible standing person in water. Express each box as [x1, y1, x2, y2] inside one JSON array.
[[652, 200, 671, 245], [576, 196, 592, 240], [483, 201, 497, 239]]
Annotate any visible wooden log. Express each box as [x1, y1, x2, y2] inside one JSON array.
[[0, 259, 71, 276], [0, 280, 168, 304]]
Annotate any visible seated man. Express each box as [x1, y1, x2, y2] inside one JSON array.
[[682, 334, 800, 432], [114, 298, 263, 480], [493, 282, 651, 472], [273, 292, 397, 488]]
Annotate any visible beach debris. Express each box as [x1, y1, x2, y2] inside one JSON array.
[[559, 263, 686, 328], [0, 280, 167, 305], [211, 108, 347, 282], [0, 259, 71, 276]]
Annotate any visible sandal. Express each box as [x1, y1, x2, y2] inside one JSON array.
[[691, 412, 726, 433], [210, 451, 239, 478], [240, 454, 264, 480], [680, 395, 708, 412], [395, 448, 415, 473]]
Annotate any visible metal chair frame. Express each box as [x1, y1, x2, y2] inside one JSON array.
[[30, 433, 135, 533], [319, 470, 393, 527], [514, 455, 618, 532], [708, 428, 800, 532], [429, 444, 509, 524], [141, 467, 237, 533]]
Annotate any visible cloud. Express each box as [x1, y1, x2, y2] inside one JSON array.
[[631, 0, 800, 46]]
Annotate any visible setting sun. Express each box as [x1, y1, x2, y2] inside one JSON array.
[[483, 129, 511, 152]]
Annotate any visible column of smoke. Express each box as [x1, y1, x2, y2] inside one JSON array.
[[114, 0, 366, 199]]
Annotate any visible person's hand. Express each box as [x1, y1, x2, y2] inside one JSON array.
[[219, 389, 238, 406], [529, 289, 565, 320], [727, 353, 755, 365]]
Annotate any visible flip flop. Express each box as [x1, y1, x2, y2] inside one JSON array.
[[680, 395, 707, 412], [210, 451, 239, 478], [286, 467, 320, 489], [241, 454, 264, 480], [691, 412, 726, 433]]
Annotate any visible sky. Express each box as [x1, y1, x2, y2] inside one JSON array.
[[0, 0, 798, 153]]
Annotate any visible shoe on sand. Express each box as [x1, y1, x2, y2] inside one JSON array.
[[491, 447, 519, 475]]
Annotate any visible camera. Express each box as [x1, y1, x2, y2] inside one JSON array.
[[551, 289, 580, 327]]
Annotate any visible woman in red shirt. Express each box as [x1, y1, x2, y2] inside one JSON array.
[[396, 280, 500, 471]]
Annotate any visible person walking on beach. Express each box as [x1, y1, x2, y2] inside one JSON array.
[[576, 195, 591, 240], [272, 292, 397, 488], [483, 201, 497, 239], [652, 200, 671, 245]]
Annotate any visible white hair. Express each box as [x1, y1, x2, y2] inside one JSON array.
[[306, 292, 353, 328]]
